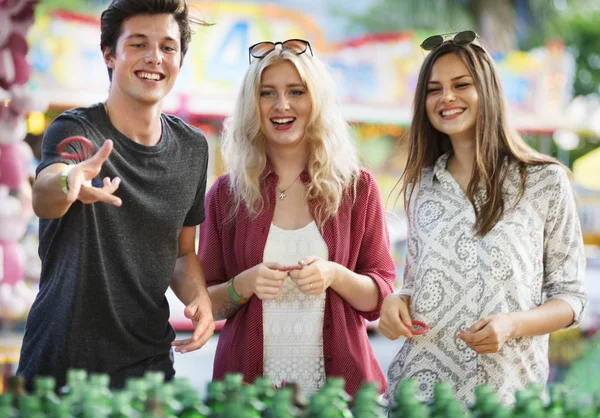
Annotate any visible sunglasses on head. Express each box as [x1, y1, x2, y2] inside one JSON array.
[[420, 30, 480, 51], [248, 39, 313, 64]]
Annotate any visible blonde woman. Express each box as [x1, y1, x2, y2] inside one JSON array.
[[378, 32, 587, 405], [197, 40, 396, 398]]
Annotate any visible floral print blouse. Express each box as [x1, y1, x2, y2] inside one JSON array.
[[386, 152, 587, 405]]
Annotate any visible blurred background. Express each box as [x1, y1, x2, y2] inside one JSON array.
[[1, 0, 599, 396]]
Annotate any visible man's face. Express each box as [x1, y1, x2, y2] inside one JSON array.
[[103, 13, 182, 105]]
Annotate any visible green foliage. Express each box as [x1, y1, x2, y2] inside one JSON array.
[[330, 0, 599, 96], [330, 0, 473, 36], [545, 8, 600, 96], [36, 0, 108, 19]]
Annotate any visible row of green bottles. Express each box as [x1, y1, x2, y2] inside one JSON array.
[[389, 379, 600, 418], [3, 365, 600, 417]]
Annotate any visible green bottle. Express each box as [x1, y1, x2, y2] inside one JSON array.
[[61, 369, 88, 417], [471, 389, 501, 418], [18, 395, 46, 418], [79, 388, 112, 417], [322, 377, 351, 405], [5, 375, 27, 408], [389, 379, 427, 418], [33, 375, 61, 413], [316, 377, 352, 418], [546, 385, 565, 417], [109, 391, 139, 418], [0, 404, 17, 418], [178, 389, 210, 418], [89, 373, 112, 410], [220, 389, 256, 418], [240, 384, 264, 416], [445, 399, 471, 418], [514, 401, 544, 418], [171, 377, 192, 403], [143, 385, 181, 418], [144, 371, 166, 389], [0, 393, 18, 418], [468, 385, 494, 414], [254, 376, 276, 409], [47, 401, 76, 418], [490, 407, 510, 418], [126, 378, 149, 413], [428, 382, 453, 418], [223, 373, 244, 398], [60, 369, 89, 397], [318, 403, 354, 418], [263, 389, 299, 418], [142, 397, 169, 418], [205, 381, 226, 417], [352, 382, 386, 418], [306, 392, 328, 417], [80, 398, 110, 418]]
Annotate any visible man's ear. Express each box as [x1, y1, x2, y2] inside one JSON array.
[[102, 46, 115, 68]]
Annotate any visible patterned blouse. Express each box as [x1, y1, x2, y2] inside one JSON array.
[[386, 152, 587, 405]]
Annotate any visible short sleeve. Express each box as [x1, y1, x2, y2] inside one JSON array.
[[183, 137, 209, 226], [36, 116, 90, 176]]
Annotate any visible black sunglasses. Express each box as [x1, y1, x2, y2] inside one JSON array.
[[248, 39, 313, 64], [420, 30, 480, 51]]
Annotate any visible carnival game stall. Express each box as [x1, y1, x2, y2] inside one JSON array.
[[3, 1, 598, 393]]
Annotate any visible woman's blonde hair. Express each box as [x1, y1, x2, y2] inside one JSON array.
[[221, 48, 360, 227], [401, 40, 564, 236]]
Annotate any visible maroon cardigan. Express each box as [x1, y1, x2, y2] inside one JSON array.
[[198, 167, 396, 397]]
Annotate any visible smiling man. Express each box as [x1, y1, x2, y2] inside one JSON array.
[[17, 0, 214, 389]]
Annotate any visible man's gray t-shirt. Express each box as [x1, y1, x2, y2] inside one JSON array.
[[18, 103, 209, 388]]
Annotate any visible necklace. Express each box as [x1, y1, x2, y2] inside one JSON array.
[[277, 173, 301, 200]]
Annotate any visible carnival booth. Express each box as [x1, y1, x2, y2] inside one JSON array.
[[4, 1, 599, 389]]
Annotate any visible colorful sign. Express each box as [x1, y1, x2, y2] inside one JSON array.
[[27, 2, 574, 129]]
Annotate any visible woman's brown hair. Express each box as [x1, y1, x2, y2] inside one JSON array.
[[401, 40, 563, 236]]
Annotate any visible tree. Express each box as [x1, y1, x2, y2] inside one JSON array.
[[332, 0, 563, 55], [545, 7, 600, 96]]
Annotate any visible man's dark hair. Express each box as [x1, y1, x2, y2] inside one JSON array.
[[100, 0, 198, 80]]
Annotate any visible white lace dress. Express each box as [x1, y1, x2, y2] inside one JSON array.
[[262, 221, 329, 397]]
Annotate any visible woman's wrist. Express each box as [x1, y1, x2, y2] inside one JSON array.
[[227, 276, 248, 305], [328, 263, 345, 291], [505, 312, 520, 339], [232, 271, 254, 299]]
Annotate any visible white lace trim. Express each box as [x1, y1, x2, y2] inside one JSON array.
[[263, 221, 328, 396]]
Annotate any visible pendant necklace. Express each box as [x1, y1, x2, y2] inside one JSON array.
[[277, 173, 301, 200]]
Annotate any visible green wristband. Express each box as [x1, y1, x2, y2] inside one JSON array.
[[60, 165, 74, 195], [227, 277, 248, 305]]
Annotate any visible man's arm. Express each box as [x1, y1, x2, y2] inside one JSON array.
[[171, 225, 215, 353], [171, 226, 207, 303], [33, 163, 71, 218]]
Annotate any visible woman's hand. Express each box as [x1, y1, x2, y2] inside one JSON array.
[[457, 314, 516, 354], [288, 256, 339, 295], [378, 294, 415, 340], [236, 263, 288, 301]]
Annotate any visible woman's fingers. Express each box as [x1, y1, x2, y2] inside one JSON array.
[[379, 294, 414, 339]]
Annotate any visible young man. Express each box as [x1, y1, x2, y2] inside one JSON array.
[[17, 0, 214, 388]]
